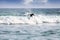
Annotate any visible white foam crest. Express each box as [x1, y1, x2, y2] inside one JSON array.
[[0, 15, 60, 25]]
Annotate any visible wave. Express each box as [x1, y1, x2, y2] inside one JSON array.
[[0, 15, 60, 25]]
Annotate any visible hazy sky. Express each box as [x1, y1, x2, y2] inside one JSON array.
[[0, 0, 60, 8]]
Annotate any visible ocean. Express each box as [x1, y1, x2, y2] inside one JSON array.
[[0, 8, 60, 40]]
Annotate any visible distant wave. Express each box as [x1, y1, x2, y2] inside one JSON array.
[[0, 15, 60, 25]]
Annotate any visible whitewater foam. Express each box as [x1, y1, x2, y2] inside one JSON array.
[[0, 15, 60, 25]]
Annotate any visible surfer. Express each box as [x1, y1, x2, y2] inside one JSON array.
[[29, 13, 34, 17], [24, 12, 34, 17], [24, 12, 35, 18]]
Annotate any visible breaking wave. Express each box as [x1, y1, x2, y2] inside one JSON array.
[[0, 15, 60, 25]]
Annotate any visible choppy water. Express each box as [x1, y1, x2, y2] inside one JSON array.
[[0, 24, 60, 40], [0, 8, 60, 40], [0, 8, 60, 16], [0, 8, 60, 24]]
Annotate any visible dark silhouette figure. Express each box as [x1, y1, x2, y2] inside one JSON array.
[[30, 14, 34, 17]]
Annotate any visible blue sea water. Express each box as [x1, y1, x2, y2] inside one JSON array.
[[0, 24, 60, 40], [0, 8, 60, 16], [0, 8, 60, 40]]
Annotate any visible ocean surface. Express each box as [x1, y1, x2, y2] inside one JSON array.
[[0, 8, 60, 40]]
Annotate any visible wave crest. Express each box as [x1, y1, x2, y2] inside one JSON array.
[[0, 15, 60, 25]]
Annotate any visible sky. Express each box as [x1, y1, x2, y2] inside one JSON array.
[[0, 0, 60, 8]]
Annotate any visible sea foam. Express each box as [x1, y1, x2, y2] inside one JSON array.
[[0, 15, 60, 25]]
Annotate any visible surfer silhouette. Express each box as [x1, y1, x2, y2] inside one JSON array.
[[26, 11, 35, 17], [24, 12, 35, 19], [29, 13, 34, 17]]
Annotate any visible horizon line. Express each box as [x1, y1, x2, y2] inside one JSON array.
[[0, 7, 60, 8]]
